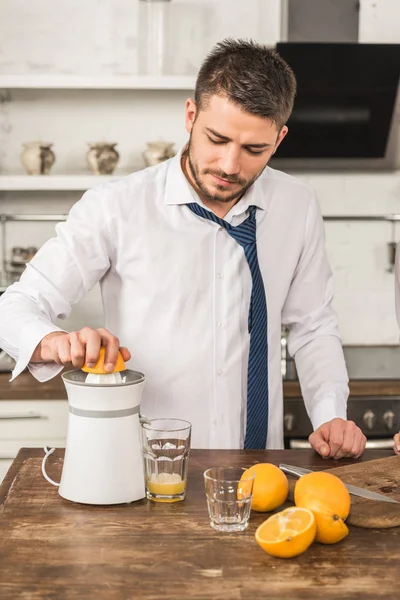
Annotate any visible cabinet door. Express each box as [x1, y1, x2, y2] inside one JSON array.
[[0, 401, 68, 440], [359, 0, 400, 42], [284, 0, 359, 42]]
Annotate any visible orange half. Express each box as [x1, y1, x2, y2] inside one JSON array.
[[81, 347, 126, 374], [255, 507, 316, 558]]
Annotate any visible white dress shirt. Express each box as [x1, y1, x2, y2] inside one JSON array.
[[0, 151, 349, 449]]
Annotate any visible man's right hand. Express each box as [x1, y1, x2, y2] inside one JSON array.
[[394, 432, 400, 455], [32, 327, 131, 372]]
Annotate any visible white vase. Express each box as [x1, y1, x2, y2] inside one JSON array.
[[143, 141, 175, 167], [86, 143, 120, 175], [21, 142, 56, 175]]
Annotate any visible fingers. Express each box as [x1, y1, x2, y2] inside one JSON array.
[[68, 331, 86, 368], [333, 422, 366, 459], [394, 432, 400, 455], [331, 420, 358, 459], [47, 327, 130, 371], [78, 327, 102, 367], [324, 419, 346, 458], [96, 328, 120, 372], [310, 419, 367, 460], [309, 426, 330, 458], [351, 432, 367, 459], [53, 334, 73, 367], [119, 346, 131, 362]]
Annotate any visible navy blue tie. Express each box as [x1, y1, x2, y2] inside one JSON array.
[[187, 202, 269, 449]]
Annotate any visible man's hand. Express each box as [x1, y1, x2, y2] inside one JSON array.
[[394, 432, 400, 455], [32, 327, 131, 372], [309, 418, 366, 459]]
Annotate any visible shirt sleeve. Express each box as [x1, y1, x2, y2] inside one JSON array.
[[0, 187, 113, 382], [281, 191, 349, 430]]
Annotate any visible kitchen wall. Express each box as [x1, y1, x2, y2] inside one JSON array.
[[0, 0, 400, 346]]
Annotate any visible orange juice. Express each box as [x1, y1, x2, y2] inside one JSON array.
[[146, 473, 186, 502]]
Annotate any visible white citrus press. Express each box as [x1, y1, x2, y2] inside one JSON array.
[[42, 361, 147, 505]]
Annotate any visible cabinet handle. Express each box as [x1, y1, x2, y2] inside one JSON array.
[[0, 455, 15, 460], [0, 412, 45, 420]]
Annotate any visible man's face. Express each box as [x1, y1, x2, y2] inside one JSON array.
[[184, 94, 288, 204]]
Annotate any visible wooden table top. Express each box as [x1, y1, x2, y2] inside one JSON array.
[[2, 370, 400, 401], [0, 448, 399, 600]]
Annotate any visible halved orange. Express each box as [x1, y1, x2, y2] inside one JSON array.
[[255, 507, 316, 558], [81, 347, 126, 374]]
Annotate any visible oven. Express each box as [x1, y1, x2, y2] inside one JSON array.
[[283, 345, 400, 451]]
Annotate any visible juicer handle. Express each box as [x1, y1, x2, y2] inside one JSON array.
[[42, 446, 60, 487]]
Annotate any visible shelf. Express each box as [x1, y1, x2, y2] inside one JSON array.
[[0, 174, 132, 191], [0, 75, 196, 90]]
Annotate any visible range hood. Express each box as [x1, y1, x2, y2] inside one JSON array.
[[271, 43, 400, 170]]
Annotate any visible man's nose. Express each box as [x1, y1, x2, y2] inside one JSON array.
[[219, 148, 240, 176]]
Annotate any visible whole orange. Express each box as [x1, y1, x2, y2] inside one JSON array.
[[294, 471, 351, 544], [242, 463, 289, 512]]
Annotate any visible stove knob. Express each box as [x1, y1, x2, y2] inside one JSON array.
[[383, 410, 396, 430], [362, 409, 376, 431], [284, 413, 295, 433]]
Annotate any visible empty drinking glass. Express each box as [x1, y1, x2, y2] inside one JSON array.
[[204, 467, 256, 532], [141, 418, 191, 502]]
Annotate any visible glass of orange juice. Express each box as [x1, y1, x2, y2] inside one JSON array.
[[141, 418, 192, 502]]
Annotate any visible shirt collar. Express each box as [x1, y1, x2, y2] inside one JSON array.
[[164, 146, 271, 213]]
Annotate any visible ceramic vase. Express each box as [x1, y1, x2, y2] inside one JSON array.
[[143, 141, 175, 167], [21, 142, 56, 175], [86, 143, 120, 175]]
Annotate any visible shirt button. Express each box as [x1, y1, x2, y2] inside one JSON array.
[[216, 272, 223, 279], [217, 369, 224, 376], [217, 322, 224, 328]]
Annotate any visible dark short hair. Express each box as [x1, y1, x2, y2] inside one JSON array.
[[194, 38, 297, 129]]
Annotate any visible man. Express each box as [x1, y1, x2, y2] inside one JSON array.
[[0, 39, 366, 457]]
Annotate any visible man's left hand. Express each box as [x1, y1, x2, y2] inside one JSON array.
[[309, 418, 367, 459]]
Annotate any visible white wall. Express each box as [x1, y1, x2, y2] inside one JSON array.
[[0, 0, 400, 344]]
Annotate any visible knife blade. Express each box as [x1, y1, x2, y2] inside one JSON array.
[[279, 463, 400, 504]]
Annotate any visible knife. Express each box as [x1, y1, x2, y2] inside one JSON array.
[[279, 464, 400, 504]]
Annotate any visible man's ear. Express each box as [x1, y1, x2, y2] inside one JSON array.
[[185, 98, 197, 134], [272, 125, 288, 155]]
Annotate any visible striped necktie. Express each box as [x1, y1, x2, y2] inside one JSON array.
[[187, 202, 269, 449]]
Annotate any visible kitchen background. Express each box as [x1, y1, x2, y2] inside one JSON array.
[[1, 0, 400, 344], [1, 0, 400, 476], [0, 0, 399, 344]]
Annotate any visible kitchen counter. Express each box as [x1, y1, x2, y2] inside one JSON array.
[[284, 379, 400, 397], [2, 370, 400, 401], [0, 370, 67, 400], [0, 448, 399, 599]]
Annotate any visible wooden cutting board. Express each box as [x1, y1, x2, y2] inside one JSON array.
[[287, 455, 400, 529]]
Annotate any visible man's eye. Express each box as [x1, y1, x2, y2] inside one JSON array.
[[208, 136, 225, 145], [246, 148, 264, 156]]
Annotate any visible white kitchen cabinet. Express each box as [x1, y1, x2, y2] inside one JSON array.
[[0, 400, 68, 483], [359, 0, 400, 42]]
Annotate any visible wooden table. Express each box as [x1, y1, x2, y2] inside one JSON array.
[[0, 448, 399, 600]]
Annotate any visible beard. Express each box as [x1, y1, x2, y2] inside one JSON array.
[[185, 136, 268, 204]]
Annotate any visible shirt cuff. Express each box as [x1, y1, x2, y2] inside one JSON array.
[[309, 395, 347, 431], [10, 318, 68, 382]]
